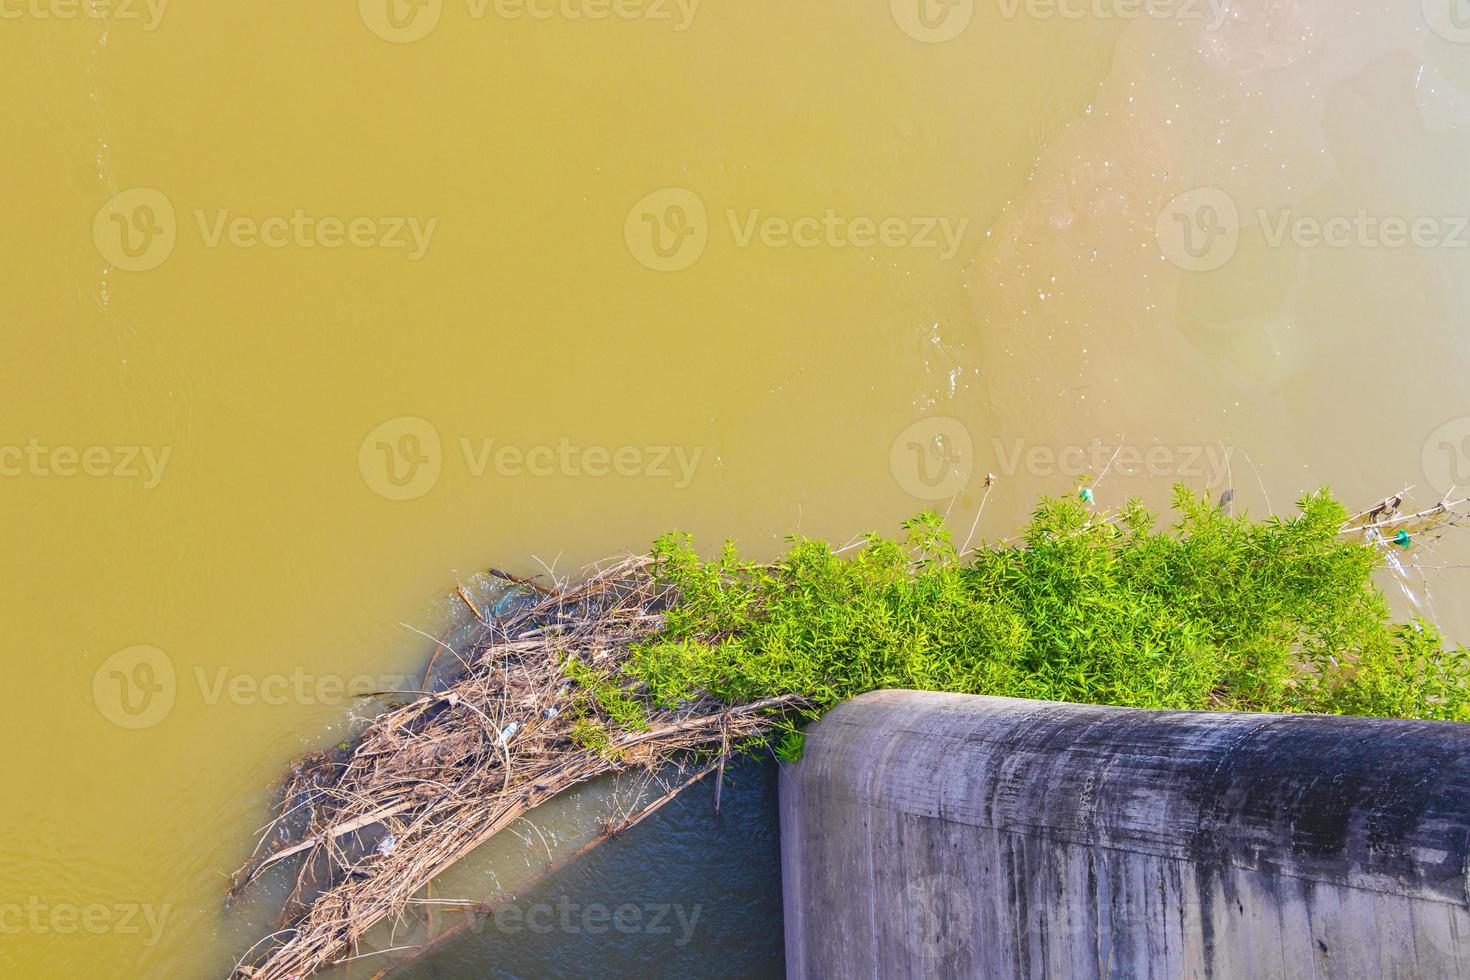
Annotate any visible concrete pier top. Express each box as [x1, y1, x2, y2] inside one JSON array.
[[780, 691, 1470, 978]]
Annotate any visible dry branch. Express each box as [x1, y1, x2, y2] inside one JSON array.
[[229, 557, 798, 980]]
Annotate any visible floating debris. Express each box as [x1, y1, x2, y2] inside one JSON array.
[[229, 557, 798, 980]]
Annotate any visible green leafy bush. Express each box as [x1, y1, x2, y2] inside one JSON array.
[[599, 487, 1470, 729]]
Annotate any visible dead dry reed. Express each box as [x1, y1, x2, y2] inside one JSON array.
[[229, 556, 799, 979]]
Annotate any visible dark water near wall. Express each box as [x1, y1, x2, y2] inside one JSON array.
[[394, 758, 786, 979]]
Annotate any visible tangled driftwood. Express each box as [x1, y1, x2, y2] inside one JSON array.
[[229, 556, 798, 979]]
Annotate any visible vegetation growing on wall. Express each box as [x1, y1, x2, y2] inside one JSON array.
[[572, 487, 1470, 756]]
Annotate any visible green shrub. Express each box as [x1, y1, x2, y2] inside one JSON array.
[[599, 487, 1470, 729]]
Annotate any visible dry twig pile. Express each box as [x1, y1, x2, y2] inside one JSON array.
[[230, 557, 798, 979]]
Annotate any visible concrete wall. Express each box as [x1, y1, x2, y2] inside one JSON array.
[[780, 691, 1470, 979]]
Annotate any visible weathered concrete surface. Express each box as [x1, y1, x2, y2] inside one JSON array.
[[780, 691, 1470, 979]]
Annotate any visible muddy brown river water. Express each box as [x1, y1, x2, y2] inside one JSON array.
[[3, 1, 1470, 976]]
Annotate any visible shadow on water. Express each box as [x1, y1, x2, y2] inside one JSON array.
[[389, 757, 786, 980]]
